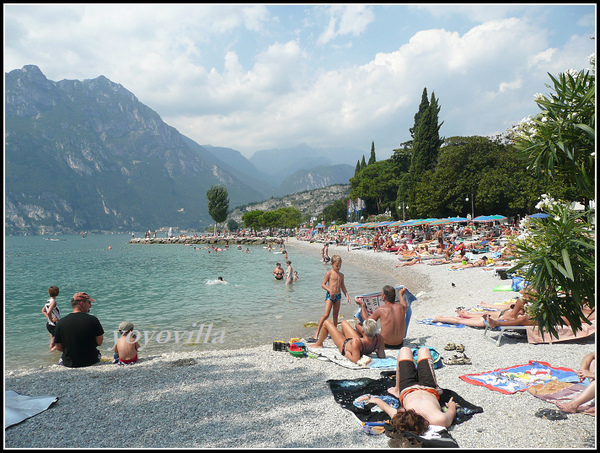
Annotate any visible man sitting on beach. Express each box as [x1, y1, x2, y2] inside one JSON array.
[[355, 285, 408, 348], [53, 292, 104, 368]]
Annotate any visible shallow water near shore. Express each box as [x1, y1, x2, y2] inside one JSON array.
[[4, 234, 398, 371]]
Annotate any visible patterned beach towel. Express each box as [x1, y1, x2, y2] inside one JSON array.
[[527, 381, 595, 415], [460, 360, 579, 394]]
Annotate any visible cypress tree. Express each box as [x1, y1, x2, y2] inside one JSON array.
[[361, 155, 367, 170], [368, 141, 376, 165], [409, 88, 429, 139]]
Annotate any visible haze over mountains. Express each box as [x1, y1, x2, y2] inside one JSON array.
[[5, 65, 360, 235]]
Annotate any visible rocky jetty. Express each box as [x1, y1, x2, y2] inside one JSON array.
[[128, 236, 280, 246]]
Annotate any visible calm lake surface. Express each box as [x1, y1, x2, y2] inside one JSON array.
[[4, 233, 392, 370]]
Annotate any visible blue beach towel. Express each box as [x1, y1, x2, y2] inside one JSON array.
[[416, 318, 466, 328]]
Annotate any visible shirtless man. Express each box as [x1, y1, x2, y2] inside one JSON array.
[[355, 286, 408, 348], [368, 346, 458, 433]]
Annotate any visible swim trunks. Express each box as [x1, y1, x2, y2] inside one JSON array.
[[274, 274, 284, 280], [384, 342, 404, 349], [326, 292, 342, 302], [397, 358, 439, 407], [118, 355, 138, 365]]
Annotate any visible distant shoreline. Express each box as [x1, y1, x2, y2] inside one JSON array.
[[128, 236, 282, 245]]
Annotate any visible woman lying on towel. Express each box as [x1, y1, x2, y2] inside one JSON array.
[[310, 319, 385, 364]]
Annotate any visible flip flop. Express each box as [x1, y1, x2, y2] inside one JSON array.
[[455, 344, 465, 353], [442, 354, 472, 365], [535, 408, 568, 420], [444, 343, 456, 351]]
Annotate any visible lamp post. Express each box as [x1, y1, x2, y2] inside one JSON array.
[[398, 202, 409, 221], [465, 194, 474, 220]]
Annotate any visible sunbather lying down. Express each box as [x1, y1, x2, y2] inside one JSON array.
[[432, 296, 533, 328], [449, 256, 488, 269]]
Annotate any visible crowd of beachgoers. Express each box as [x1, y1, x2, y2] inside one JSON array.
[[5, 221, 596, 449]]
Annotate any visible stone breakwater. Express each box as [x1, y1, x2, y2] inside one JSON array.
[[128, 236, 280, 246]]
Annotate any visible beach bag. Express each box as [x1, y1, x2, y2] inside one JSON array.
[[412, 346, 442, 369]]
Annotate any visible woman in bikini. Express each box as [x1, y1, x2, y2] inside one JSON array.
[[310, 319, 386, 364], [273, 263, 284, 281]]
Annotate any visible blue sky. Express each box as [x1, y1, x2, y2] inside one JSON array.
[[4, 4, 596, 159]]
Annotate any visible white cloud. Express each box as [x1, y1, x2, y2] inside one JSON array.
[[316, 5, 375, 46], [4, 5, 596, 158]]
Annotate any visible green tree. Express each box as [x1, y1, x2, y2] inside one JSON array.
[[206, 185, 229, 235], [321, 198, 350, 225], [350, 160, 399, 215], [355, 160, 361, 176], [360, 155, 367, 171], [275, 207, 303, 230], [415, 136, 546, 218], [241, 210, 263, 234], [368, 141, 376, 165], [508, 58, 595, 339], [227, 218, 239, 232], [409, 88, 429, 139]]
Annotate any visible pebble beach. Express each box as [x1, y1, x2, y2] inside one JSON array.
[[4, 238, 596, 449]]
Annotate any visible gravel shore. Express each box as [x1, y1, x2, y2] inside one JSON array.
[[4, 238, 595, 449]]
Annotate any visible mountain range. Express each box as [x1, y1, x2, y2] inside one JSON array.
[[5, 65, 360, 235]]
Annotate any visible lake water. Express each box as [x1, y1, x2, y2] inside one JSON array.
[[4, 234, 393, 370]]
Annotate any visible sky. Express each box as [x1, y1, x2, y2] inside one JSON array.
[[4, 3, 597, 160]]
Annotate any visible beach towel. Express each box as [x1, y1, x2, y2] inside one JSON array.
[[416, 318, 465, 328], [354, 285, 416, 338], [493, 284, 515, 292], [527, 381, 595, 415], [306, 342, 401, 370], [460, 361, 579, 394], [526, 319, 595, 344], [5, 390, 58, 428], [327, 374, 483, 447]]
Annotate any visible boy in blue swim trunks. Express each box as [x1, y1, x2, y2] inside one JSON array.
[[311, 255, 350, 342]]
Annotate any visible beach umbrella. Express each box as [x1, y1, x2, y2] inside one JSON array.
[[490, 215, 507, 220], [528, 213, 550, 219], [428, 218, 453, 226], [387, 221, 404, 227], [449, 217, 470, 223], [315, 223, 326, 228], [472, 215, 494, 222]]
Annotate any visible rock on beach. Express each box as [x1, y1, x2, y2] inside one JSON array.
[[4, 238, 595, 449]]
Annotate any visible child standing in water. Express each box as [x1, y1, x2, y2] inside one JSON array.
[[42, 286, 61, 351], [311, 255, 350, 341]]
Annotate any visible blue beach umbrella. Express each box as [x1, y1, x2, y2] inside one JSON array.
[[528, 213, 550, 219]]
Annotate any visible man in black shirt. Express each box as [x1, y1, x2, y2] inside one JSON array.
[[54, 292, 104, 367]]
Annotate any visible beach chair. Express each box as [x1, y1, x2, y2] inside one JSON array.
[[483, 324, 528, 346]]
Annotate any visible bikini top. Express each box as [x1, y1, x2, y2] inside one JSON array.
[[356, 335, 381, 356]]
